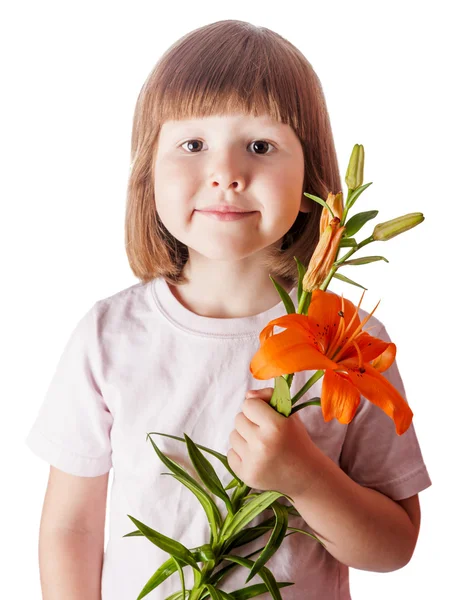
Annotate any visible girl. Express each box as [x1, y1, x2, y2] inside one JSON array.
[[26, 19, 432, 600]]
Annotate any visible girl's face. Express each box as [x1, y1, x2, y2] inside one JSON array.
[[153, 112, 310, 263]]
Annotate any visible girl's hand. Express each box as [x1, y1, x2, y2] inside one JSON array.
[[227, 387, 324, 499]]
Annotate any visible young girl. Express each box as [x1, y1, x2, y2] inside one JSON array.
[[26, 19, 432, 600]]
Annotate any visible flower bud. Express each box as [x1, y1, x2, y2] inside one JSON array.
[[320, 191, 344, 236], [372, 212, 424, 241], [345, 144, 364, 190], [303, 218, 345, 292]]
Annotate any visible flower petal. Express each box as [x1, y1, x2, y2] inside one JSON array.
[[306, 291, 341, 352], [303, 221, 345, 291], [258, 313, 315, 346], [250, 328, 339, 379], [339, 332, 395, 367], [307, 290, 361, 347], [369, 342, 396, 372], [310, 290, 362, 327], [321, 368, 361, 424], [345, 363, 413, 435]]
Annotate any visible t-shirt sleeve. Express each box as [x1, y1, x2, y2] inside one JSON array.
[[25, 301, 113, 477], [339, 323, 432, 501]]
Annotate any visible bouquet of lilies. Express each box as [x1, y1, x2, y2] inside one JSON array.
[[124, 145, 424, 599]]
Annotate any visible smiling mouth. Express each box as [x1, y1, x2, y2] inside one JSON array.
[[195, 210, 258, 221], [197, 210, 256, 214]]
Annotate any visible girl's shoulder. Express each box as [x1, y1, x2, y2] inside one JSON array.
[[89, 279, 157, 334], [97, 280, 151, 306], [94, 279, 154, 313]]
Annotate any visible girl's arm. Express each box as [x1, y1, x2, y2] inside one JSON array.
[[38, 466, 109, 599], [291, 448, 419, 572]]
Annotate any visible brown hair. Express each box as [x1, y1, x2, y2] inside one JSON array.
[[125, 19, 342, 287]]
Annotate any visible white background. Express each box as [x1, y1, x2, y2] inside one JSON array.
[[1, 0, 452, 597]]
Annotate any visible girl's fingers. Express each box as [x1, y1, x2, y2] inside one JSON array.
[[246, 387, 274, 400]]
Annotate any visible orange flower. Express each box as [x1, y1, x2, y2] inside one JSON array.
[[249, 289, 413, 435], [319, 191, 344, 236], [302, 217, 345, 292]]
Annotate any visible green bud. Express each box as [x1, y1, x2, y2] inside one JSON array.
[[345, 144, 365, 190], [373, 212, 424, 241]]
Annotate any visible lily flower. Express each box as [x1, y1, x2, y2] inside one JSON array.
[[302, 217, 345, 292], [319, 191, 344, 236], [250, 289, 413, 435]]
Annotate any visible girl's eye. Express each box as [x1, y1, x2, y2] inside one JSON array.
[[179, 139, 275, 155]]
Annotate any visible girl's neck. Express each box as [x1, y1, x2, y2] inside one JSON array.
[[168, 262, 294, 319]]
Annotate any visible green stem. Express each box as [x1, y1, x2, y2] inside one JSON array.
[[339, 188, 354, 227], [320, 234, 375, 291], [283, 372, 294, 388], [297, 289, 310, 314], [290, 370, 324, 406], [282, 291, 311, 391], [290, 398, 321, 415]]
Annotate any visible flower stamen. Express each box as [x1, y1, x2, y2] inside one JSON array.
[[326, 295, 347, 358], [336, 298, 381, 362]]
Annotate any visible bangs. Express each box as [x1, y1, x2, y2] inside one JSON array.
[[150, 22, 305, 138]]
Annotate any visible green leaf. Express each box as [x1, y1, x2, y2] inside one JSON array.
[[344, 210, 378, 237], [148, 432, 239, 482], [294, 256, 306, 307], [129, 546, 214, 599], [195, 543, 217, 562], [184, 434, 233, 511], [222, 505, 300, 555], [231, 482, 252, 512], [225, 477, 239, 491], [225, 519, 276, 553], [220, 491, 291, 540], [333, 272, 367, 290], [147, 436, 223, 542], [127, 515, 201, 572], [204, 584, 229, 599], [201, 583, 294, 600], [173, 557, 186, 599], [339, 255, 389, 266], [164, 592, 189, 600], [147, 435, 199, 484], [303, 192, 335, 218], [135, 554, 180, 599], [208, 532, 297, 588], [123, 528, 145, 537], [163, 473, 222, 543], [339, 237, 357, 247], [269, 276, 295, 314], [220, 555, 286, 600], [345, 181, 373, 210], [245, 501, 288, 583], [287, 526, 327, 549], [269, 376, 292, 417]]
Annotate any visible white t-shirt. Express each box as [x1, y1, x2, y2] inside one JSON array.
[[25, 277, 432, 599]]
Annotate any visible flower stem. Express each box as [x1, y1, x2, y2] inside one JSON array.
[[297, 289, 310, 314], [283, 373, 294, 388], [320, 235, 374, 291], [290, 398, 321, 415], [290, 370, 324, 406]]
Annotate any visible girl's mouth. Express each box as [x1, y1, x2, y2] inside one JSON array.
[[196, 210, 258, 222]]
